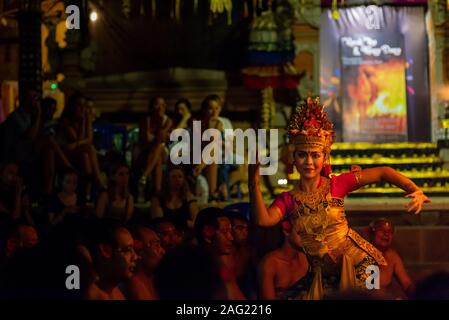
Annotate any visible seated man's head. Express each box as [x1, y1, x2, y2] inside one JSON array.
[[59, 168, 78, 193], [41, 97, 57, 122], [131, 225, 165, 274], [213, 214, 234, 256], [22, 88, 40, 113], [281, 219, 303, 250], [5, 224, 39, 257], [227, 211, 249, 245], [194, 207, 234, 255], [368, 218, 394, 251], [154, 245, 225, 300], [194, 207, 221, 246], [88, 222, 138, 284], [415, 271, 449, 300], [151, 218, 182, 251], [0, 162, 20, 187]]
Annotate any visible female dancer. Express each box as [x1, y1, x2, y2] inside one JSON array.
[[249, 97, 430, 299]]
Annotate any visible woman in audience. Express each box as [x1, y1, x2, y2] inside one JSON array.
[[0, 162, 33, 225], [56, 93, 105, 192], [198, 95, 224, 201], [134, 96, 172, 195], [48, 168, 84, 226], [38, 97, 73, 195], [96, 162, 134, 224], [186, 164, 209, 207], [173, 98, 193, 130], [150, 165, 198, 230]]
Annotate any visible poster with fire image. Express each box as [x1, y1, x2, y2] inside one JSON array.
[[340, 33, 407, 142]]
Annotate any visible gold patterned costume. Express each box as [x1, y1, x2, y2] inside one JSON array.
[[287, 177, 386, 299], [279, 97, 387, 299]]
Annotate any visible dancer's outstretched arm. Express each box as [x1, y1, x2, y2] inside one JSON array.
[[357, 166, 431, 214], [249, 162, 283, 227]]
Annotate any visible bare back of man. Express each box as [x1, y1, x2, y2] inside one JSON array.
[[127, 273, 158, 300], [87, 282, 126, 300], [369, 219, 414, 299], [264, 250, 309, 298], [259, 224, 309, 300], [379, 248, 414, 298]]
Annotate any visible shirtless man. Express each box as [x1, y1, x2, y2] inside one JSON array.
[[227, 210, 258, 299], [151, 218, 183, 251], [368, 218, 414, 298], [86, 223, 138, 300], [194, 207, 246, 299], [258, 220, 309, 300], [213, 212, 246, 300], [4, 224, 39, 258], [126, 226, 165, 300]]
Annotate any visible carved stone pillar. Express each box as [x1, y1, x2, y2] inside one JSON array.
[[290, 0, 321, 96], [428, 1, 448, 142], [18, 0, 42, 104], [59, 0, 88, 94]]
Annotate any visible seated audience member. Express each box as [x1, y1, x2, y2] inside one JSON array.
[[48, 168, 84, 226], [0, 162, 33, 225], [208, 94, 235, 201], [40, 97, 58, 135], [85, 222, 138, 300], [0, 223, 39, 296], [134, 96, 172, 194], [227, 210, 258, 299], [187, 164, 209, 207], [39, 97, 73, 194], [151, 217, 183, 251], [1, 89, 41, 178], [154, 245, 226, 300], [414, 271, 449, 300], [173, 98, 193, 130], [2, 223, 39, 260], [0, 220, 92, 299], [0, 233, 42, 299], [193, 207, 222, 247], [209, 94, 233, 134], [96, 162, 134, 223], [197, 95, 223, 201], [150, 165, 198, 230], [367, 218, 414, 298], [125, 225, 165, 300], [193, 207, 245, 299], [258, 219, 310, 300], [56, 92, 105, 192]]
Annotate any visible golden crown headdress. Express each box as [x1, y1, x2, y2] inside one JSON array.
[[287, 97, 334, 155]]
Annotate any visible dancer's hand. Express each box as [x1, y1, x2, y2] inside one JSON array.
[[248, 161, 260, 187], [405, 190, 431, 214]]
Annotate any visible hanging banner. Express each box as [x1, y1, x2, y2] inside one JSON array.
[[340, 33, 407, 142], [320, 5, 430, 142], [321, 0, 428, 5]]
